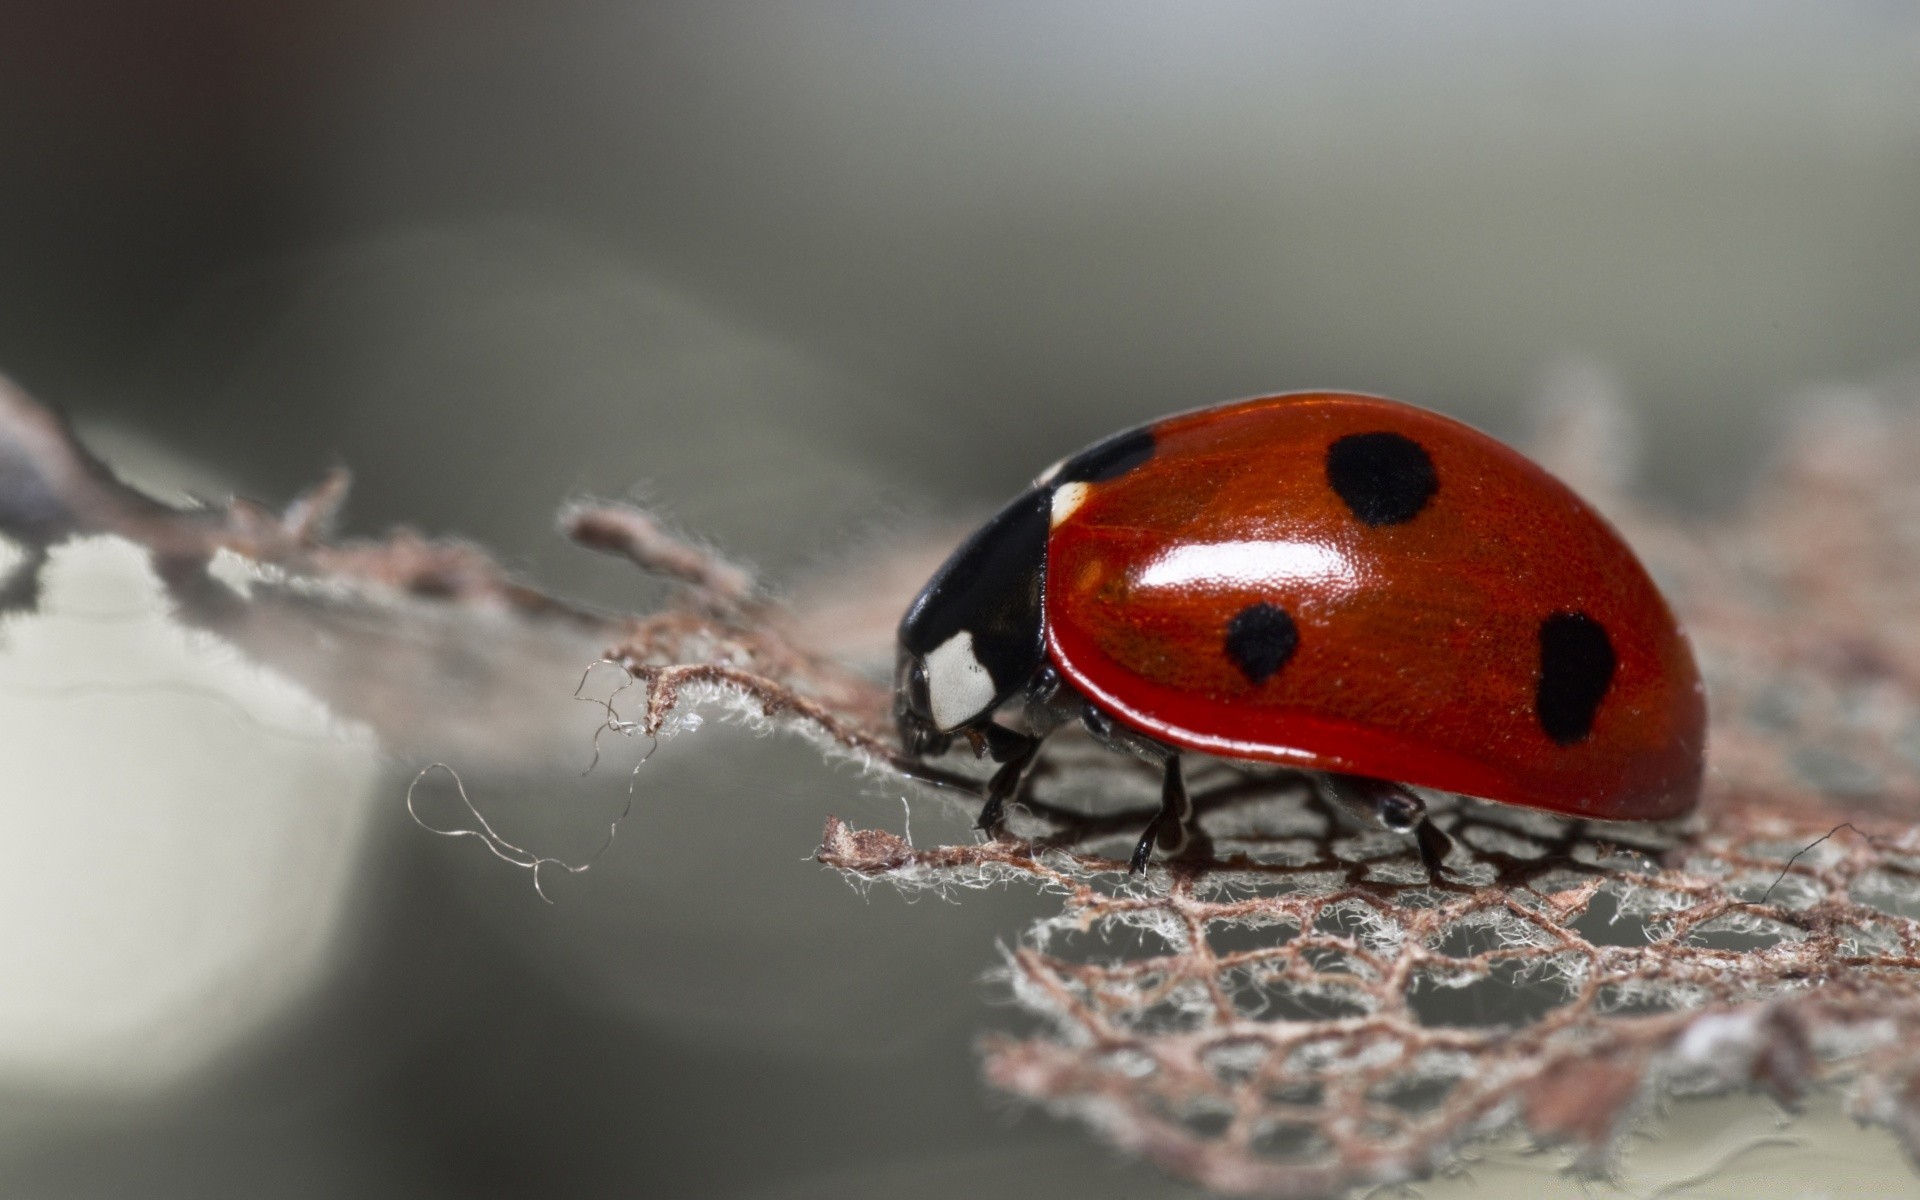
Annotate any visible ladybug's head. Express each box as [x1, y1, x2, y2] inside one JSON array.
[[892, 649, 952, 757], [894, 487, 1051, 755]]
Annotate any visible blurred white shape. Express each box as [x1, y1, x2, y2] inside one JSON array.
[[0, 536, 380, 1092]]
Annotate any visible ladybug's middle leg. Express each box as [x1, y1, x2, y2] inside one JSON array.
[[1320, 773, 1456, 879], [1079, 704, 1197, 873], [1129, 755, 1192, 874]]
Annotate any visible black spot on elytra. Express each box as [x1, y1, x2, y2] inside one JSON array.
[[1225, 602, 1298, 684], [1537, 611, 1615, 744], [1054, 426, 1156, 484], [1325, 431, 1438, 526]]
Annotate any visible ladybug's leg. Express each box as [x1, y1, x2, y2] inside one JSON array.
[[971, 665, 1079, 833], [972, 726, 1046, 832], [1319, 773, 1455, 878], [1079, 705, 1196, 872], [1413, 818, 1457, 879], [1128, 755, 1192, 874]]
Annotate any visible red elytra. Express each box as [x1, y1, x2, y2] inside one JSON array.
[[893, 391, 1706, 872], [1044, 393, 1705, 823]]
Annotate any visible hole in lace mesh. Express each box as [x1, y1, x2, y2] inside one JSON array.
[[1570, 887, 1655, 946], [1407, 958, 1576, 1028], [1826, 924, 1906, 970], [1122, 985, 1212, 1036], [1596, 981, 1688, 1015], [1431, 918, 1524, 958], [1045, 921, 1182, 963], [1851, 871, 1920, 920], [1225, 972, 1370, 1022], [1250, 1121, 1332, 1161], [1096, 1047, 1158, 1078], [1368, 1073, 1461, 1115], [1201, 1039, 1271, 1084], [1178, 1106, 1235, 1139], [1312, 901, 1386, 943], [1207, 919, 1301, 957], [1262, 1080, 1324, 1108], [1683, 915, 1797, 952]]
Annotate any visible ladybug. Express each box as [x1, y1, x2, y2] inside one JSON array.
[[894, 391, 1706, 874]]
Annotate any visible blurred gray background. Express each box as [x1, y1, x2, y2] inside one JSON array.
[[2, 3, 1919, 1197]]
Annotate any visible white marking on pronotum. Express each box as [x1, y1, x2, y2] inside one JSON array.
[[1050, 481, 1092, 528], [925, 629, 999, 729], [1034, 456, 1069, 486]]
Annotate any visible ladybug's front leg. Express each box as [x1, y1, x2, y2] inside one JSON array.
[[971, 667, 1079, 834], [971, 724, 1046, 833]]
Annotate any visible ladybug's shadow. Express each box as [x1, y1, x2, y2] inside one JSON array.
[[989, 749, 1686, 891]]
